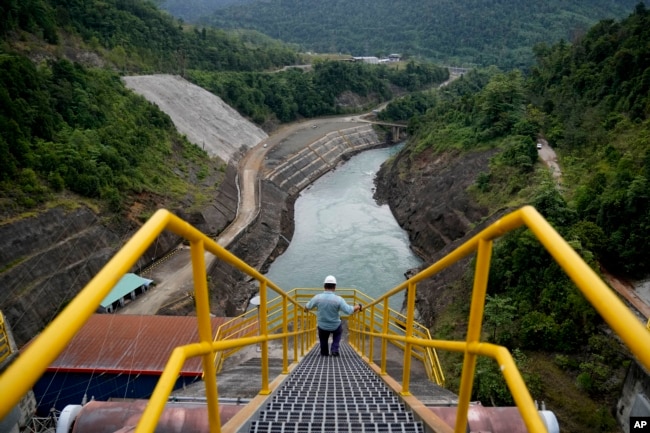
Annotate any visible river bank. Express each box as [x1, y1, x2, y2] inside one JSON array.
[[182, 122, 399, 316]]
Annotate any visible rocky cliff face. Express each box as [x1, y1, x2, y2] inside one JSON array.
[[0, 163, 239, 347], [374, 144, 503, 325], [0, 207, 122, 346], [206, 180, 293, 316]]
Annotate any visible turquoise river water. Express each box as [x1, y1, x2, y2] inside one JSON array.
[[264, 145, 422, 311]]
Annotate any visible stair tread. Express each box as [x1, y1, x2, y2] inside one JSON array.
[[250, 420, 424, 433], [248, 342, 422, 433], [258, 411, 416, 421]]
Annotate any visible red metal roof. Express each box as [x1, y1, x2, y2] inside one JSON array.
[[42, 315, 229, 376]]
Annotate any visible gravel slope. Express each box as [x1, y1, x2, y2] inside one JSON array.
[[123, 74, 268, 163]]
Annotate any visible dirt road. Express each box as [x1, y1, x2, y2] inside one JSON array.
[[537, 139, 561, 180]]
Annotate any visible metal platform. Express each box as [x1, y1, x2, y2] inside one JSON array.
[[247, 343, 424, 433]]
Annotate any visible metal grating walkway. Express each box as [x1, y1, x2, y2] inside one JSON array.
[[248, 342, 424, 433]]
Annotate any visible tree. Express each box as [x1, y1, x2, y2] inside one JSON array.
[[478, 71, 525, 139], [484, 294, 517, 344]]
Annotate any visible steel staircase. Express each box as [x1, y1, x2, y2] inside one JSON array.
[[4, 207, 650, 433], [249, 342, 424, 433]]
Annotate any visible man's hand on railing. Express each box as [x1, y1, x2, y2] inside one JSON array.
[[354, 303, 362, 312]]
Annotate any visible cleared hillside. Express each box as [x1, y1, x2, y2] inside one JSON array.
[[123, 75, 268, 163]]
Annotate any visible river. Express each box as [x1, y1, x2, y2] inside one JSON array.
[[264, 145, 422, 311]]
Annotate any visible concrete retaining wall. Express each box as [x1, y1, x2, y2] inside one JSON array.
[[266, 124, 383, 195], [617, 361, 650, 431]]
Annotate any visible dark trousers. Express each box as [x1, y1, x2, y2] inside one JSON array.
[[318, 324, 342, 355]]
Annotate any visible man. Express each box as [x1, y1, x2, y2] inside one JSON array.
[[304, 275, 362, 356]]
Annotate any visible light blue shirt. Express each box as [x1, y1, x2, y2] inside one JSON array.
[[305, 290, 354, 331]]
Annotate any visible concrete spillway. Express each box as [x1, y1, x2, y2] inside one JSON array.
[[266, 124, 382, 195]]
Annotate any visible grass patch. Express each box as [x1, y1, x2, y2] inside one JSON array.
[[528, 353, 620, 433]]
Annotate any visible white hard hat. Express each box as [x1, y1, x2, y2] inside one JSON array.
[[324, 275, 337, 285]]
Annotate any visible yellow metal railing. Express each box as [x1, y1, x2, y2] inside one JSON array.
[[211, 315, 257, 374], [1, 206, 649, 433], [350, 205, 650, 433], [291, 288, 445, 386], [211, 289, 324, 375], [0, 209, 318, 433], [0, 311, 12, 365]]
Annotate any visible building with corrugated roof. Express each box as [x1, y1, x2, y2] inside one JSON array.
[[28, 315, 228, 415]]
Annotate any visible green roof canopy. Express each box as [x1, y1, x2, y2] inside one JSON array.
[[100, 273, 153, 309]]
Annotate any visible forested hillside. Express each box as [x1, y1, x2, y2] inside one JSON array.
[[1, 0, 260, 218], [153, 0, 253, 23], [387, 4, 650, 279], [377, 4, 650, 431], [1, 0, 444, 216], [159, 0, 639, 68], [1, 0, 298, 73], [188, 61, 448, 125]]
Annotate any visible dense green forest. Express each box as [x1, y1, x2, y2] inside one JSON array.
[[380, 5, 650, 430], [1, 0, 299, 73], [0, 55, 211, 214], [159, 0, 639, 69], [1, 0, 446, 215], [385, 5, 650, 279], [153, 0, 251, 23], [0, 0, 295, 216], [188, 61, 448, 124]]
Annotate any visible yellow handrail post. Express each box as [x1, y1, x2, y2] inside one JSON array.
[[358, 306, 365, 355], [368, 304, 375, 365], [259, 280, 270, 395], [300, 308, 309, 356], [302, 304, 308, 355], [136, 343, 213, 433], [0, 311, 11, 365], [380, 297, 390, 375], [301, 308, 307, 356], [190, 240, 220, 433], [455, 238, 492, 433], [401, 281, 416, 396], [346, 295, 355, 349], [282, 296, 289, 374], [486, 344, 547, 432], [305, 311, 310, 351], [293, 304, 299, 362], [359, 306, 365, 352]]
